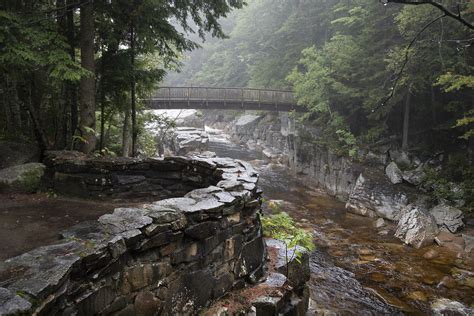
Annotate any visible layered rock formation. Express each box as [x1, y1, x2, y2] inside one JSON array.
[[0, 152, 267, 315]]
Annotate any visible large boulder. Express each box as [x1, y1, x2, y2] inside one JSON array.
[[233, 114, 262, 136], [385, 162, 403, 184], [0, 141, 40, 169], [165, 127, 209, 156], [430, 203, 464, 233], [402, 165, 425, 186], [346, 171, 409, 220], [388, 149, 411, 167], [431, 298, 473, 316], [395, 205, 439, 248], [0, 162, 45, 193]]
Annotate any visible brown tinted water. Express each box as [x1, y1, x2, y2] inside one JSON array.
[[208, 132, 474, 315]]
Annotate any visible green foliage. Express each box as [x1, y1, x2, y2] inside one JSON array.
[[423, 154, 474, 210], [0, 0, 243, 151], [261, 203, 315, 262]]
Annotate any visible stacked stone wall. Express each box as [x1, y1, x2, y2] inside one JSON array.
[[0, 152, 266, 315]]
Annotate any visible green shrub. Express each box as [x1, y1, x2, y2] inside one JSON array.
[[261, 203, 315, 265]]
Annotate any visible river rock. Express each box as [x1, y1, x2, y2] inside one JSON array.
[[346, 171, 409, 221], [0, 287, 32, 315], [385, 162, 403, 184], [234, 115, 262, 136], [168, 127, 209, 156], [0, 162, 45, 193], [431, 298, 473, 316], [430, 203, 464, 233], [395, 205, 439, 248], [0, 141, 40, 169], [462, 234, 474, 253], [265, 238, 310, 287], [389, 149, 411, 167], [374, 218, 386, 228], [423, 248, 439, 259], [402, 165, 425, 186]]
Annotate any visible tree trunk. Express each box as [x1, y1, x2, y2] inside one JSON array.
[[99, 46, 106, 152], [79, 1, 96, 154], [402, 89, 411, 150], [122, 108, 131, 157], [67, 0, 78, 146], [130, 24, 137, 157], [28, 78, 49, 153]]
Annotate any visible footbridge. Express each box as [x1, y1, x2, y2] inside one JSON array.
[[145, 86, 305, 112]]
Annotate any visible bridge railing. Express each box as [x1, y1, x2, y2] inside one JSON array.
[[151, 87, 295, 105]]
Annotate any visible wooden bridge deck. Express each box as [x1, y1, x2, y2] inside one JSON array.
[[145, 87, 305, 112]]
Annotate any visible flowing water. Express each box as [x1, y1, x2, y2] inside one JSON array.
[[205, 126, 474, 315]]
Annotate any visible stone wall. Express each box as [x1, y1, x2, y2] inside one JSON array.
[[202, 111, 363, 199], [200, 111, 414, 217], [0, 152, 266, 315], [42, 151, 218, 200]]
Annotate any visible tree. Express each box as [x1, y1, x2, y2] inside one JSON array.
[[382, 0, 474, 29], [79, 0, 96, 154], [0, 0, 244, 157]]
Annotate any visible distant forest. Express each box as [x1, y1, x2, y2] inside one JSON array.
[[166, 0, 473, 156]]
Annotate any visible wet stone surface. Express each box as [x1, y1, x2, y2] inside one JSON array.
[[0, 152, 265, 315]]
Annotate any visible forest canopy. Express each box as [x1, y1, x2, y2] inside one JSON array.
[[0, 0, 243, 156], [167, 0, 473, 156]]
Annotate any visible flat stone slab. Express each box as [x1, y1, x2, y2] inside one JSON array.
[[0, 287, 32, 315], [99, 208, 152, 234]]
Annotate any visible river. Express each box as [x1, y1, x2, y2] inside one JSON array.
[[205, 126, 474, 315]]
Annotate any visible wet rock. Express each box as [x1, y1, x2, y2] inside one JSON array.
[[395, 205, 439, 248], [385, 162, 403, 184], [0, 162, 45, 193], [346, 172, 409, 221], [430, 203, 464, 233], [0, 287, 32, 315], [402, 165, 425, 186], [265, 239, 310, 287], [217, 179, 244, 191], [214, 191, 236, 204], [186, 198, 225, 213], [435, 231, 456, 245], [252, 294, 287, 315], [196, 151, 217, 158], [389, 149, 411, 167], [134, 291, 161, 316], [431, 298, 473, 316], [309, 250, 401, 314], [374, 218, 386, 228], [98, 208, 152, 234], [437, 276, 456, 289], [0, 141, 40, 169], [423, 248, 439, 259], [234, 115, 262, 136], [407, 291, 427, 302], [463, 234, 474, 253], [434, 231, 465, 253], [185, 185, 222, 199], [378, 229, 389, 236], [235, 236, 265, 278], [185, 221, 219, 240], [152, 197, 197, 212], [167, 127, 209, 156]]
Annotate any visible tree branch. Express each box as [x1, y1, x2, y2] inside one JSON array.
[[375, 14, 446, 111], [383, 0, 473, 29]]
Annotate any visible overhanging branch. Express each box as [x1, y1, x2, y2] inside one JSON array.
[[383, 0, 473, 29], [376, 14, 446, 111]]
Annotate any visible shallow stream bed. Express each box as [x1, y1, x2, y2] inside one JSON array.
[[206, 127, 474, 315]]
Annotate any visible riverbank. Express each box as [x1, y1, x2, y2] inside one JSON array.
[[193, 113, 474, 314]]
